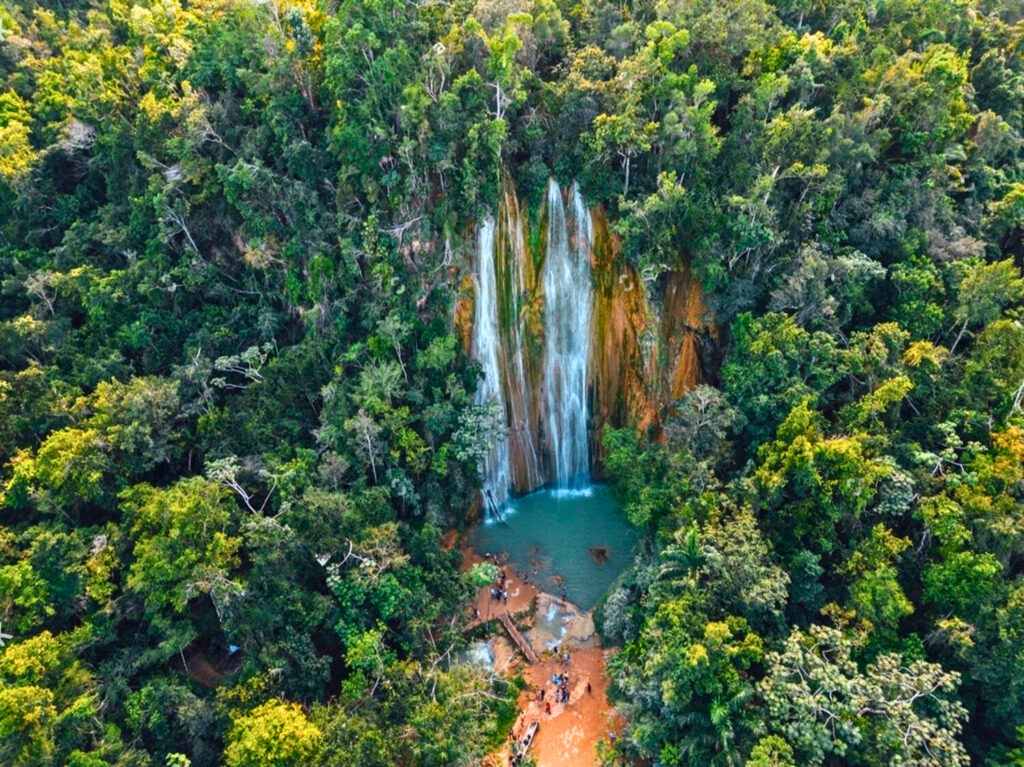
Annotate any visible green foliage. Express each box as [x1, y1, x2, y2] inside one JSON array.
[[467, 561, 500, 587], [748, 735, 795, 767], [0, 684, 57, 766], [663, 384, 743, 468], [950, 259, 1024, 352], [122, 477, 242, 623], [0, 627, 117, 767], [759, 625, 969, 767], [722, 313, 845, 452], [842, 524, 914, 636], [754, 398, 888, 559], [602, 425, 681, 529], [1, 0, 1023, 765], [3, 377, 180, 516], [224, 699, 321, 767]]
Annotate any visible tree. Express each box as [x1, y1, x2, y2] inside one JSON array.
[[0, 91, 36, 179], [0, 558, 53, 633], [2, 377, 180, 517], [0, 628, 116, 767], [664, 384, 742, 466], [961, 320, 1024, 421], [753, 398, 888, 561], [841, 524, 913, 636], [759, 624, 969, 767], [589, 109, 659, 197], [602, 426, 680, 528], [924, 550, 1003, 619], [722, 313, 845, 453], [656, 523, 706, 590], [949, 259, 1024, 353], [0, 685, 56, 766], [614, 614, 762, 766], [224, 699, 322, 767], [970, 582, 1024, 740], [121, 476, 243, 625], [748, 735, 796, 767], [699, 508, 790, 632]]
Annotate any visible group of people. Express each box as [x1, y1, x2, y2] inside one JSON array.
[[534, 662, 595, 715], [534, 675, 570, 713], [489, 567, 510, 603]]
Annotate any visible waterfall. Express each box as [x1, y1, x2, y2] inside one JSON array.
[[543, 180, 593, 490], [470, 181, 596, 507], [472, 217, 513, 508], [501, 193, 543, 492], [467, 180, 712, 508]]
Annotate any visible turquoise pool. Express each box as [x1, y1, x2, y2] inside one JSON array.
[[470, 484, 638, 611]]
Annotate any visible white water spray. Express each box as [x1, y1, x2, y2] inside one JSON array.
[[543, 180, 593, 490], [472, 218, 512, 508]]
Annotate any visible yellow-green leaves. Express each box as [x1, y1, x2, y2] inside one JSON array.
[[122, 476, 242, 618], [754, 398, 890, 556], [951, 259, 1024, 352], [2, 377, 180, 516], [0, 560, 54, 633], [842, 524, 914, 633], [845, 375, 913, 427], [0, 628, 104, 767], [0, 92, 35, 180], [0, 685, 57, 766], [224, 699, 322, 767]]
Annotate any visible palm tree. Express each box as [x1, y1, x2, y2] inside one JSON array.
[[675, 687, 752, 767], [656, 523, 707, 590]]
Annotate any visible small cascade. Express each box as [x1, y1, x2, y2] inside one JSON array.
[[472, 218, 513, 507], [543, 180, 593, 490]]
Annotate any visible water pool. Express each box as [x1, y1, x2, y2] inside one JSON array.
[[470, 484, 638, 611]]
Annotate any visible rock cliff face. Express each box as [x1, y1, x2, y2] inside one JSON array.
[[457, 180, 716, 498]]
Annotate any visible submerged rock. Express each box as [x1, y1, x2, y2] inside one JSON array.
[[527, 592, 599, 651]]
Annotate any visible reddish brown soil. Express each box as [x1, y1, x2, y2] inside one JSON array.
[[463, 545, 544, 624], [179, 650, 224, 689], [461, 541, 621, 767], [513, 647, 617, 767]]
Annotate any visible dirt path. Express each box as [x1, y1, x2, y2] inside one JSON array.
[[461, 543, 619, 767], [514, 646, 616, 767]]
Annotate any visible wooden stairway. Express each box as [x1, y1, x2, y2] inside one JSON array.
[[497, 611, 539, 664]]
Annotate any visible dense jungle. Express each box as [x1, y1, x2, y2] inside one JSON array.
[[1, 0, 1024, 765]]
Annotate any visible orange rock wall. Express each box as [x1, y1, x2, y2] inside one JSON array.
[[587, 208, 715, 472], [461, 182, 715, 489], [494, 183, 546, 493]]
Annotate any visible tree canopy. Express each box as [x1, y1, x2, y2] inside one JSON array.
[[1, 0, 1023, 765]]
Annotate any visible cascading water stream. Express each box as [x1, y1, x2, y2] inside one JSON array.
[[543, 180, 593, 491], [472, 218, 513, 508], [501, 193, 543, 492], [469, 180, 710, 515]]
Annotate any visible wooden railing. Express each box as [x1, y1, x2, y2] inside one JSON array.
[[497, 611, 539, 664]]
